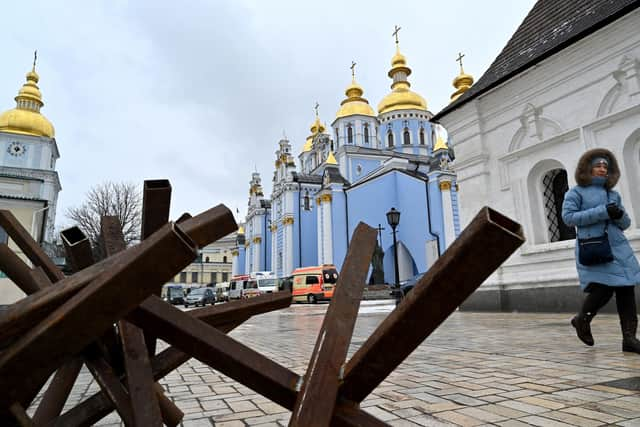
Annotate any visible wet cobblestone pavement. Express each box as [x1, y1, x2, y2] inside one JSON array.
[[30, 300, 640, 426]]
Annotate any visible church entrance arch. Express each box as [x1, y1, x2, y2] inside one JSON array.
[[383, 241, 418, 285]]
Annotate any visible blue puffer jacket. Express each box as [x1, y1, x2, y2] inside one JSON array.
[[562, 181, 640, 290]]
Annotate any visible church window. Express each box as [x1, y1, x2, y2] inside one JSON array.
[[364, 124, 369, 144], [223, 255, 227, 263], [347, 125, 353, 144], [335, 128, 339, 146], [205, 256, 210, 263], [542, 169, 575, 242], [403, 128, 410, 145], [303, 190, 310, 211], [387, 131, 394, 147], [419, 128, 425, 145]]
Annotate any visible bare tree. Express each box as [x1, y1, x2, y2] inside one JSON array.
[[66, 181, 142, 259]]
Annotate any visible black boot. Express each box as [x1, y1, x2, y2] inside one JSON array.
[[621, 317, 640, 353], [571, 312, 595, 346]]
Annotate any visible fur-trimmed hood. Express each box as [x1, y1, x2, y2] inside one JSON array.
[[575, 148, 620, 189]]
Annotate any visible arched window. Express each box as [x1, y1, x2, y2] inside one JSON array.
[[223, 255, 228, 263], [403, 128, 410, 145], [419, 128, 425, 145], [303, 190, 310, 211], [347, 125, 353, 144], [387, 131, 394, 147], [205, 256, 210, 263], [335, 128, 340, 148], [542, 169, 575, 242], [364, 124, 369, 144]]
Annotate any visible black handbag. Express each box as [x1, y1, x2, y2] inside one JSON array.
[[578, 228, 613, 266], [578, 189, 614, 265]]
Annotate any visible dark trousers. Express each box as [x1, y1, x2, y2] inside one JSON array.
[[582, 283, 637, 322]]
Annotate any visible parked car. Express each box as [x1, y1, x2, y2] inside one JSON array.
[[162, 284, 185, 305], [184, 287, 215, 307], [390, 272, 425, 299]]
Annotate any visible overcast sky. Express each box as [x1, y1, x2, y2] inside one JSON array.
[[2, 0, 537, 228]]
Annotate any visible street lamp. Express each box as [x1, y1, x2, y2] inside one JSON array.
[[386, 207, 401, 305]]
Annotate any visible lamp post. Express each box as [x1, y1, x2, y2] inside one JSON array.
[[386, 207, 401, 305]]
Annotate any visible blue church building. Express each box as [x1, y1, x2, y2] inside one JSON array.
[[232, 39, 461, 284]]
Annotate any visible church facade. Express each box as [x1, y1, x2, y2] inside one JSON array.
[[433, 1, 640, 311], [0, 60, 62, 304], [232, 40, 462, 284]]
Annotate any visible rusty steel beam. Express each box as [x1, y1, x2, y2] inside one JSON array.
[[0, 206, 236, 350], [0, 210, 62, 283], [0, 222, 197, 408], [141, 179, 172, 240], [178, 205, 237, 247], [8, 403, 34, 427], [340, 207, 525, 403], [140, 181, 172, 357], [84, 345, 135, 426], [331, 401, 391, 427], [127, 296, 299, 408], [0, 244, 41, 295], [31, 358, 84, 425], [60, 226, 95, 272], [290, 223, 377, 427], [101, 215, 178, 427]]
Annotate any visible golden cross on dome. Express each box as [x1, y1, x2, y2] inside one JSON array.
[[314, 102, 319, 117], [32, 50, 38, 71], [392, 25, 402, 45], [456, 52, 465, 72], [350, 61, 356, 79]]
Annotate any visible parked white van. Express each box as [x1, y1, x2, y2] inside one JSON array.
[[248, 271, 277, 295]]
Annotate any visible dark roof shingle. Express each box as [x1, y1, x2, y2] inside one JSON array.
[[434, 0, 640, 120]]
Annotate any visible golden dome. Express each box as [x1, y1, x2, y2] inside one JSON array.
[[335, 79, 375, 119], [377, 46, 427, 114], [0, 67, 55, 138], [238, 225, 245, 235], [450, 71, 474, 102], [302, 137, 313, 152], [310, 115, 325, 134], [326, 151, 338, 165]]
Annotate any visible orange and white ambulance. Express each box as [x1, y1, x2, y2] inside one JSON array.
[[290, 264, 339, 303]]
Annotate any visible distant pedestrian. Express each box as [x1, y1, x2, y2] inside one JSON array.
[[562, 148, 640, 353]]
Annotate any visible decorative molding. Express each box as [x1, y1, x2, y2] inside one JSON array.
[[282, 216, 294, 225], [439, 181, 452, 191], [320, 193, 332, 203], [231, 250, 239, 256], [252, 236, 262, 244], [269, 223, 278, 232]]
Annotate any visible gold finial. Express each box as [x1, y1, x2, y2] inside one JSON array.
[[314, 102, 319, 117], [392, 25, 401, 45], [32, 50, 38, 72], [456, 52, 465, 73], [350, 61, 356, 79]]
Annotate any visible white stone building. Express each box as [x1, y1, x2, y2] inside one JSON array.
[[433, 0, 640, 311]]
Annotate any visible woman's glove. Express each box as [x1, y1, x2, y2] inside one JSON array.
[[607, 203, 624, 219]]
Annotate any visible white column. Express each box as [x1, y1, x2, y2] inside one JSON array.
[[317, 197, 324, 264], [285, 219, 294, 274], [321, 194, 333, 264], [440, 179, 456, 248]]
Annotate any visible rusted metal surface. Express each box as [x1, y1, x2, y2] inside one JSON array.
[[290, 223, 377, 427], [141, 179, 172, 240], [60, 226, 94, 272], [8, 403, 33, 427], [0, 222, 197, 407], [178, 204, 238, 247], [32, 358, 84, 425], [0, 210, 62, 283], [340, 207, 525, 403], [0, 244, 41, 295]]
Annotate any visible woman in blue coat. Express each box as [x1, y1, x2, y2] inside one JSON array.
[[562, 148, 640, 353]]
